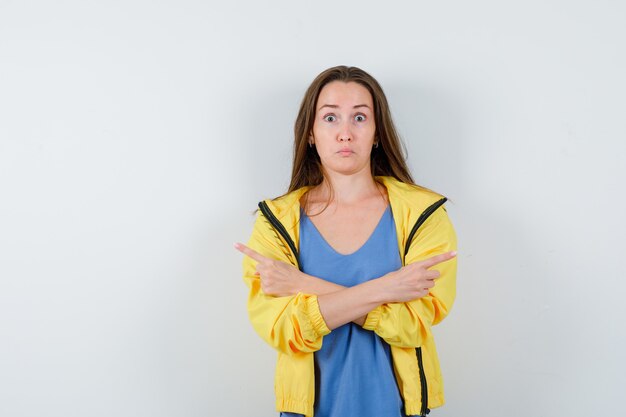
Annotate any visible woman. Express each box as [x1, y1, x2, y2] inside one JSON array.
[[235, 66, 457, 417]]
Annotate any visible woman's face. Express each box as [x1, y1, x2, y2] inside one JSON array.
[[310, 81, 376, 178]]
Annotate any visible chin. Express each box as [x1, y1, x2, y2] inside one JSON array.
[[325, 164, 371, 177]]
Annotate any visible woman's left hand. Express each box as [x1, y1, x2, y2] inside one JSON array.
[[234, 242, 304, 297]]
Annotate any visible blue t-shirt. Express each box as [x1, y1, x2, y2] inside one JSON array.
[[281, 205, 407, 417]]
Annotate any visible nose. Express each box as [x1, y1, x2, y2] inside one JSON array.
[[337, 122, 352, 142]]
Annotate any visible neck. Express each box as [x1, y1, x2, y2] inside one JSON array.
[[317, 169, 383, 205]]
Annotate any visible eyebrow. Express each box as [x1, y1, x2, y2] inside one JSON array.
[[318, 104, 371, 111]]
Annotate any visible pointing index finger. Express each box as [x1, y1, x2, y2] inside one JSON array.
[[234, 242, 268, 263], [420, 251, 457, 269]]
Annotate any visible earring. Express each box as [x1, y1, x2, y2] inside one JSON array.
[[309, 142, 313, 148], [374, 142, 379, 148]]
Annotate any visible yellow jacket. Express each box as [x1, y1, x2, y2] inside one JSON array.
[[242, 176, 458, 417]]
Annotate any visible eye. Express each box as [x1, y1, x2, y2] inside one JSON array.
[[323, 114, 336, 122], [355, 114, 366, 122]]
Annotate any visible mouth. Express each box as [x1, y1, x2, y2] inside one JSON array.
[[337, 149, 354, 156]]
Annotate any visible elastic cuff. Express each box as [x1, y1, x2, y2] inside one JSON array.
[[362, 306, 382, 331], [276, 398, 313, 417], [306, 295, 331, 337]]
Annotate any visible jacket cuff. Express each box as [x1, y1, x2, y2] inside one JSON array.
[[362, 306, 382, 331], [306, 295, 331, 337]]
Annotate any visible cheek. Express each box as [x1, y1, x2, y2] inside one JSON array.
[[311, 124, 334, 148], [313, 122, 333, 136], [311, 121, 324, 139], [363, 121, 376, 135], [315, 142, 333, 157]]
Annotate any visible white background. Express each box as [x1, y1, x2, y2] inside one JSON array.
[[1, 1, 624, 416]]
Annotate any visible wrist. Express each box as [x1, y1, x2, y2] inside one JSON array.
[[298, 273, 346, 296], [369, 274, 392, 304], [294, 271, 309, 294], [361, 276, 389, 305]]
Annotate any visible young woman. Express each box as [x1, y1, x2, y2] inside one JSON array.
[[235, 66, 457, 417]]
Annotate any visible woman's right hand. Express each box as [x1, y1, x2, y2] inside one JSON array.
[[378, 251, 457, 303]]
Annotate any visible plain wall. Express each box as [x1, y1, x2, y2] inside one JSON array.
[[1, 1, 624, 416]]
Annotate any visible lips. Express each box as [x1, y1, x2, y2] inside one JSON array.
[[337, 148, 354, 155]]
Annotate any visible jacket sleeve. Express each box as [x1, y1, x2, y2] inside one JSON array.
[[242, 211, 331, 355], [362, 205, 457, 348]]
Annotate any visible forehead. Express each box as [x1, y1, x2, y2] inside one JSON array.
[[316, 81, 373, 109]]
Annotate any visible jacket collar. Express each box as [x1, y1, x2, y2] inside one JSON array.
[[262, 176, 444, 219], [259, 176, 446, 267]]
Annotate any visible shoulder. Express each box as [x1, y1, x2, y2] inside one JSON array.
[[376, 176, 445, 212], [261, 186, 311, 217], [254, 186, 312, 241]]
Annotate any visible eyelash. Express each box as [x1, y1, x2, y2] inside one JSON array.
[[323, 114, 367, 122]]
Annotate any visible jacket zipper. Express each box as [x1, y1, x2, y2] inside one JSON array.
[[403, 197, 447, 258], [258, 201, 300, 269], [405, 197, 447, 417], [259, 197, 447, 416]]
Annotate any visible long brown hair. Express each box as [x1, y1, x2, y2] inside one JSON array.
[[289, 65, 415, 192], [269, 66, 439, 213]]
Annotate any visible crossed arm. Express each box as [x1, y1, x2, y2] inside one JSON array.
[[238, 207, 457, 353], [236, 241, 455, 330]]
